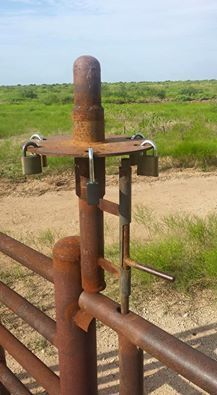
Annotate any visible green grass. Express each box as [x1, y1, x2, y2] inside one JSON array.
[[0, 81, 217, 179], [106, 209, 217, 293], [0, 103, 71, 139]]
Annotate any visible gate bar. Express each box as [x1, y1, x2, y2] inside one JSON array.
[[98, 199, 119, 216], [118, 158, 144, 395], [0, 324, 60, 395], [79, 292, 217, 395], [0, 345, 10, 395], [0, 281, 56, 346], [0, 364, 31, 395], [98, 257, 120, 278], [0, 232, 53, 283]]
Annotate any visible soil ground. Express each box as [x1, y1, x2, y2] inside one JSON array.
[[1, 169, 217, 394]]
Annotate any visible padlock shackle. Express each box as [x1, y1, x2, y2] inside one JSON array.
[[140, 139, 157, 155], [30, 133, 46, 141], [130, 133, 145, 140], [22, 141, 39, 157], [88, 147, 95, 183]]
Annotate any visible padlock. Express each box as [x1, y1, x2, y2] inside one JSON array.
[[129, 133, 145, 166], [21, 141, 43, 175], [87, 148, 100, 205], [137, 139, 158, 177], [30, 133, 48, 167]]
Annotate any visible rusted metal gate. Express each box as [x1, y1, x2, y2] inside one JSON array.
[[0, 56, 217, 394]]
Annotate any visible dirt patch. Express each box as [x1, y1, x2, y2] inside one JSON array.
[[1, 169, 217, 394], [1, 168, 217, 244]]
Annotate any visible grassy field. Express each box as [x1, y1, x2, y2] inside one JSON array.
[[1, 80, 217, 293], [105, 209, 217, 293], [0, 80, 217, 179]]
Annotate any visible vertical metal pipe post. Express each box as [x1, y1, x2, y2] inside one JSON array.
[[0, 346, 10, 395], [73, 56, 106, 294], [119, 158, 131, 314], [53, 236, 97, 395], [119, 335, 144, 394], [119, 158, 144, 395], [73, 56, 106, 394]]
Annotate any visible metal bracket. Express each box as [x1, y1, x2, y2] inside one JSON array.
[[73, 309, 94, 332]]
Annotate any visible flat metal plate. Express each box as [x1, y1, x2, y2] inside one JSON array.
[[28, 135, 152, 157]]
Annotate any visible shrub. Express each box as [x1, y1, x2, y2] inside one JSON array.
[[41, 94, 59, 105]]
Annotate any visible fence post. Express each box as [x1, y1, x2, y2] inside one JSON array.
[[53, 236, 97, 395]]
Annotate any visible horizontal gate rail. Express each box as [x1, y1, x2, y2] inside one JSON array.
[[79, 291, 217, 395], [0, 281, 56, 346], [0, 363, 31, 395], [0, 232, 53, 283], [0, 324, 60, 395]]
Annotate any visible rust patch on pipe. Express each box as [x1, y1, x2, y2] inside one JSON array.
[[73, 55, 105, 143]]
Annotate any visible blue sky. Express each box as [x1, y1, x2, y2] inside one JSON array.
[[0, 0, 217, 84]]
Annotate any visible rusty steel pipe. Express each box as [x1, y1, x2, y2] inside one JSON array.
[[119, 159, 132, 314], [0, 232, 53, 283], [119, 225, 144, 395], [0, 324, 60, 395], [73, 55, 105, 143], [74, 56, 106, 293], [98, 257, 120, 278], [79, 292, 217, 395], [125, 258, 175, 282], [78, 197, 105, 292], [98, 199, 119, 216], [0, 363, 31, 395], [53, 236, 97, 395], [118, 158, 144, 394], [0, 346, 10, 395], [119, 159, 132, 227], [119, 334, 144, 395], [0, 281, 56, 346]]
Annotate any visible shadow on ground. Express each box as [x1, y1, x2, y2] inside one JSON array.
[[15, 321, 217, 394]]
